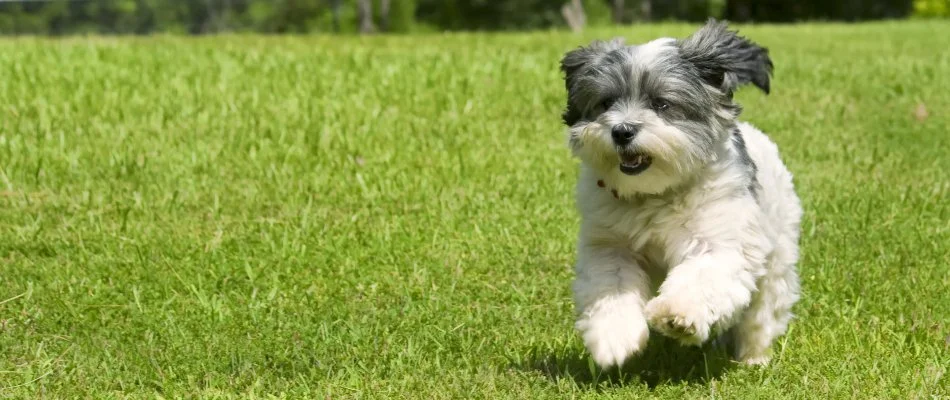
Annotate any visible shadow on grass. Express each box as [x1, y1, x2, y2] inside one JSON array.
[[514, 334, 736, 390]]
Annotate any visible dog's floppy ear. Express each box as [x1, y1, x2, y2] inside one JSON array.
[[560, 38, 625, 126], [679, 19, 773, 96]]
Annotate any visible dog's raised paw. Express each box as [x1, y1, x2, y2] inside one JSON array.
[[739, 354, 772, 366], [660, 314, 697, 337], [644, 295, 711, 346]]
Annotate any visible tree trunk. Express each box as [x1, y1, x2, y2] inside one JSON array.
[[561, 0, 586, 32], [639, 0, 652, 21], [379, 0, 391, 32], [329, 0, 342, 32], [221, 0, 232, 32], [358, 0, 376, 34], [612, 0, 624, 24], [202, 0, 216, 33]]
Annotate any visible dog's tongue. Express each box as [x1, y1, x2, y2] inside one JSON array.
[[619, 153, 652, 175], [621, 154, 646, 168]]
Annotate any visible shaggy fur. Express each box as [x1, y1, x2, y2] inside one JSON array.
[[561, 19, 802, 368]]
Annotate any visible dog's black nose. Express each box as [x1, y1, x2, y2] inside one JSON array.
[[611, 124, 638, 146]]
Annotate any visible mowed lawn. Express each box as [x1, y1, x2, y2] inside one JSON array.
[[1, 21, 948, 398]]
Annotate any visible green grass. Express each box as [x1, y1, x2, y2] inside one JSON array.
[[1, 21, 948, 399]]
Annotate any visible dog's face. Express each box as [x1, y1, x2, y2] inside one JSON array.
[[562, 20, 772, 195]]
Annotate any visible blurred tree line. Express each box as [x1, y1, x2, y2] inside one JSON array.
[[0, 0, 942, 35]]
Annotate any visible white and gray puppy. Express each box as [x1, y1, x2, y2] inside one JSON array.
[[562, 20, 802, 367]]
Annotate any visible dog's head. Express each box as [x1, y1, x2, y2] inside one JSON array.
[[561, 19, 772, 195]]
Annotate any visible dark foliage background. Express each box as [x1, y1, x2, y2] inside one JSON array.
[[0, 0, 942, 35]]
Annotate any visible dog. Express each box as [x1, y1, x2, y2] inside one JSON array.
[[561, 19, 802, 367]]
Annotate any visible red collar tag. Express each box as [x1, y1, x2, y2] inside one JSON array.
[[597, 180, 619, 199]]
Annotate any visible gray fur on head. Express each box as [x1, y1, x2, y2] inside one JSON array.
[[678, 19, 773, 96], [558, 19, 774, 195], [560, 19, 772, 127], [560, 38, 626, 126]]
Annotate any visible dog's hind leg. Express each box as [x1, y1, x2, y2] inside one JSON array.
[[731, 251, 800, 365]]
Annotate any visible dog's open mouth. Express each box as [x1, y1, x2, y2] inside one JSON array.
[[619, 152, 652, 175]]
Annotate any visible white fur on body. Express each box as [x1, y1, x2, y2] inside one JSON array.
[[572, 122, 802, 367]]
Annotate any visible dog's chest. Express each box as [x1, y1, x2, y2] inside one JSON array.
[[603, 197, 696, 269]]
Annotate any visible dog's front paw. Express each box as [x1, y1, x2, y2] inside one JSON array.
[[644, 295, 713, 346], [739, 354, 771, 366], [575, 306, 649, 368]]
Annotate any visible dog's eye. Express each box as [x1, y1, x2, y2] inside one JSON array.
[[598, 98, 616, 112], [652, 99, 671, 112]]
